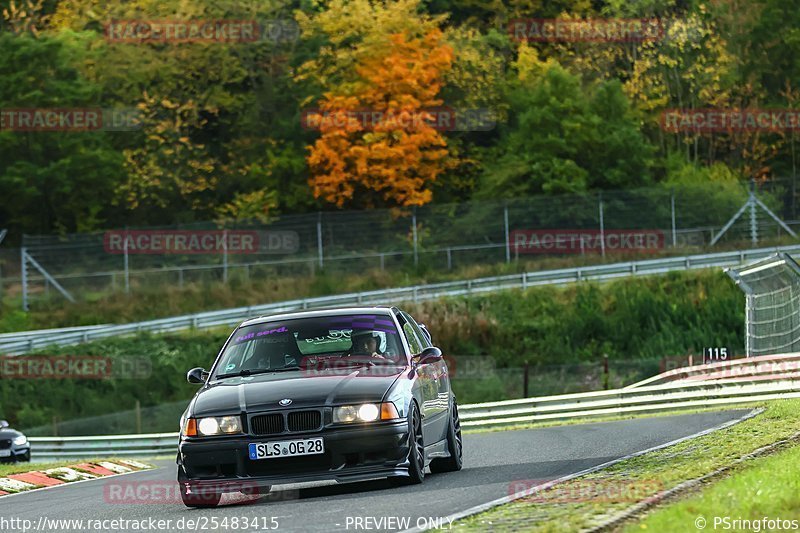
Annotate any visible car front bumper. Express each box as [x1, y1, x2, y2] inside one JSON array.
[[177, 421, 410, 491], [0, 445, 30, 462]]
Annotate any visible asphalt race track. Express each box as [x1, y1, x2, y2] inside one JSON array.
[[0, 410, 750, 533]]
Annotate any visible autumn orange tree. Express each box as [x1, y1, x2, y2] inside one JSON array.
[[307, 30, 454, 208]]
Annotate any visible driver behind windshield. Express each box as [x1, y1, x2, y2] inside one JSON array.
[[349, 330, 387, 358]]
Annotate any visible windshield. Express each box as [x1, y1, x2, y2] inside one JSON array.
[[211, 313, 406, 379]]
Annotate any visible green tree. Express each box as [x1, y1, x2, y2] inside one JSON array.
[[480, 62, 654, 198], [0, 31, 124, 234]]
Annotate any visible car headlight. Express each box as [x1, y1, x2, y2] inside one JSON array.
[[184, 416, 241, 436], [333, 402, 399, 423], [13, 435, 27, 446]]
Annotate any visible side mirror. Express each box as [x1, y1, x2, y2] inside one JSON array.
[[419, 324, 432, 343], [0, 420, 8, 429], [187, 367, 209, 384], [417, 346, 443, 365]]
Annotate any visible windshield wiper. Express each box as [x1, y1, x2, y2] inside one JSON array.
[[334, 359, 376, 368], [216, 366, 300, 379]]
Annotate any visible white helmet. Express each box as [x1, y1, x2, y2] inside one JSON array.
[[350, 330, 387, 352]]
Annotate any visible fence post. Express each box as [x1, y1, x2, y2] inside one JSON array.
[[603, 354, 609, 390], [223, 229, 229, 283], [135, 400, 142, 434], [523, 362, 529, 398], [0, 230, 5, 305], [317, 212, 324, 269], [671, 189, 677, 247], [412, 207, 418, 267], [21, 247, 28, 311], [504, 204, 511, 263], [598, 193, 606, 257], [749, 180, 758, 246], [124, 229, 130, 294]]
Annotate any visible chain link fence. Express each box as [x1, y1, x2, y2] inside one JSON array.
[[2, 181, 799, 308], [727, 252, 800, 356]]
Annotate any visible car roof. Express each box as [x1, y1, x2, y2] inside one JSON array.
[[239, 306, 398, 328]]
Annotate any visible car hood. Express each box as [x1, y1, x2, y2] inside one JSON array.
[[190, 366, 406, 417], [0, 429, 23, 439]]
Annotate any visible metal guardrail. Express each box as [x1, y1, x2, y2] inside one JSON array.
[[458, 376, 800, 427], [29, 432, 178, 461], [0, 324, 111, 341], [5, 244, 800, 356], [624, 352, 800, 389], [28, 370, 800, 460]]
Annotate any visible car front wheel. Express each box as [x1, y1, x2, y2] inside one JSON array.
[[391, 402, 425, 485], [430, 400, 463, 473]]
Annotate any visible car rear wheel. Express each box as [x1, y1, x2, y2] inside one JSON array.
[[180, 482, 221, 508], [391, 403, 425, 485], [430, 400, 463, 473]]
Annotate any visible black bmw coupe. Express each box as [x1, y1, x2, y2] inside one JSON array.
[[177, 306, 463, 507]]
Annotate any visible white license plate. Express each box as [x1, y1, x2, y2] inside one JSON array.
[[249, 437, 324, 460], [0, 450, 11, 457]]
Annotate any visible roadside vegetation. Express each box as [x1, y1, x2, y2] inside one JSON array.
[[3, 1, 799, 239], [629, 441, 800, 531], [455, 399, 800, 532], [0, 269, 744, 433]]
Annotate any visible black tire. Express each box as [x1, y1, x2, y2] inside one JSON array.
[[391, 403, 425, 485], [180, 483, 221, 508], [430, 400, 463, 473], [20, 450, 31, 462]]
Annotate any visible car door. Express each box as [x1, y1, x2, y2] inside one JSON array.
[[397, 312, 437, 444], [401, 312, 449, 444]]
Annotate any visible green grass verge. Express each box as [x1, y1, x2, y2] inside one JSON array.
[[454, 399, 800, 532], [626, 434, 800, 531]]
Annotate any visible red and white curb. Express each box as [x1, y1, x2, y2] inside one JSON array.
[[0, 460, 152, 497]]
